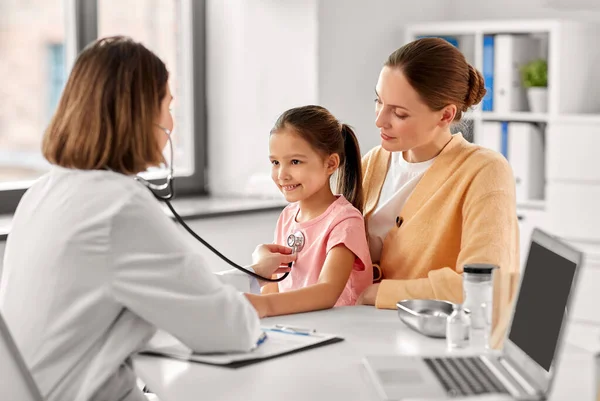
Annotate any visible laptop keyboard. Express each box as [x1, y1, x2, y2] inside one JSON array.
[[424, 357, 510, 397]]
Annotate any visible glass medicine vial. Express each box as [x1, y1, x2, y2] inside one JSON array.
[[446, 303, 470, 350], [463, 263, 497, 350]]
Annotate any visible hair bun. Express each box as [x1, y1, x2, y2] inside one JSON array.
[[464, 65, 486, 111]]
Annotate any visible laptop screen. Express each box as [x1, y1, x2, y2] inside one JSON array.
[[507, 240, 578, 372]]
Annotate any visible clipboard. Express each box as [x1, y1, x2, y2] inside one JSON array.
[[139, 326, 344, 368]]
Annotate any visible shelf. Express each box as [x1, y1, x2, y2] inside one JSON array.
[[405, 19, 560, 36], [517, 199, 546, 210], [465, 111, 549, 123], [553, 114, 600, 124], [483, 112, 549, 123], [464, 112, 600, 124]]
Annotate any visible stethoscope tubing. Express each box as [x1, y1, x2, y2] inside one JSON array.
[[164, 199, 290, 282], [136, 130, 290, 282]]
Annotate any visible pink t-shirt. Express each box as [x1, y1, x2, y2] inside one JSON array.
[[274, 195, 373, 306]]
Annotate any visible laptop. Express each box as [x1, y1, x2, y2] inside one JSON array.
[[363, 228, 584, 400]]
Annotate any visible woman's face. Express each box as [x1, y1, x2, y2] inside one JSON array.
[[155, 83, 174, 150], [374, 66, 449, 154]]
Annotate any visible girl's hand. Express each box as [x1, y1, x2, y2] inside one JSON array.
[[250, 243, 296, 281], [245, 293, 270, 318], [356, 283, 380, 305]]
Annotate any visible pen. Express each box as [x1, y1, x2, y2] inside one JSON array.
[[272, 324, 317, 335], [265, 327, 311, 336], [254, 332, 268, 349]]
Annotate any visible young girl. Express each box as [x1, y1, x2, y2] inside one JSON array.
[[247, 105, 373, 318]]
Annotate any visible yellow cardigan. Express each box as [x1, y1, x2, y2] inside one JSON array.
[[362, 133, 519, 345]]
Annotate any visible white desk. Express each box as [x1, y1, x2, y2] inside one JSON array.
[[133, 306, 597, 401]]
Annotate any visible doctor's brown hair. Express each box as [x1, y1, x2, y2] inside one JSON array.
[[42, 36, 168, 174], [385, 37, 486, 122], [271, 105, 364, 213]]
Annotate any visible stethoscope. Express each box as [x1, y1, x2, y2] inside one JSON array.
[[135, 125, 301, 283], [286, 231, 305, 254]]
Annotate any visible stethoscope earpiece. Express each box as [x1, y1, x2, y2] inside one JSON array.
[[135, 124, 175, 201]]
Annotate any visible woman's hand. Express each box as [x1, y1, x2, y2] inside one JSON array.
[[356, 283, 380, 306], [250, 244, 296, 283]]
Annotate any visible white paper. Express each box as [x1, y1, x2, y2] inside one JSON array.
[[140, 327, 338, 365]]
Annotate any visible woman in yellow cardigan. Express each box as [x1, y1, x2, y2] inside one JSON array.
[[357, 37, 519, 347]]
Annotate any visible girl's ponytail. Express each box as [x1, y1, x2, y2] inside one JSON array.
[[337, 124, 364, 213]]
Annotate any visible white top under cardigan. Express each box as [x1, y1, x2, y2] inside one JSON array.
[[0, 166, 262, 401], [367, 151, 436, 262]]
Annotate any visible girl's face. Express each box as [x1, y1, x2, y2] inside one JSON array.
[[374, 66, 452, 154], [155, 83, 174, 151], [269, 128, 338, 203]]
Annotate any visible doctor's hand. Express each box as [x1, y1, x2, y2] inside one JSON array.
[[250, 244, 296, 284], [356, 283, 380, 306]]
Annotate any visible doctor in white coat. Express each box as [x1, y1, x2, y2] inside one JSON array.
[[0, 36, 294, 401]]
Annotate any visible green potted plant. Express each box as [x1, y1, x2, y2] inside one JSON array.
[[520, 59, 548, 113]]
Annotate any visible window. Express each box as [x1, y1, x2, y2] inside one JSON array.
[[0, 0, 206, 214], [0, 0, 64, 188], [47, 43, 66, 120], [98, 0, 195, 178]]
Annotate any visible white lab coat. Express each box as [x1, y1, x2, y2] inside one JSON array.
[[0, 166, 262, 401]]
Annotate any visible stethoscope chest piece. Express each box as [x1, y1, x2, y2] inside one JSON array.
[[286, 231, 305, 254]]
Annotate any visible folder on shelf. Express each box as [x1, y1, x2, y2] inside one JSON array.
[[477, 121, 544, 202], [477, 121, 503, 156], [508, 122, 545, 202], [417, 35, 477, 66], [501, 121, 509, 159], [493, 34, 540, 113], [139, 326, 344, 369], [482, 35, 495, 111], [416, 35, 459, 47]]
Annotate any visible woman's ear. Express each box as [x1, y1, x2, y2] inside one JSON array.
[[325, 153, 340, 174], [438, 104, 457, 127]]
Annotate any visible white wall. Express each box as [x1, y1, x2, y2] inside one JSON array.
[[207, 0, 453, 196], [317, 0, 452, 154], [206, 0, 318, 197], [181, 210, 281, 273]]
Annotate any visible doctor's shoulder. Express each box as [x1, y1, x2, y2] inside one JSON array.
[[96, 168, 155, 199], [86, 169, 169, 219]]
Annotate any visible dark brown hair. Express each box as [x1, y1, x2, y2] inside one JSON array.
[[271, 105, 364, 213], [385, 37, 486, 121], [42, 36, 168, 174]]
